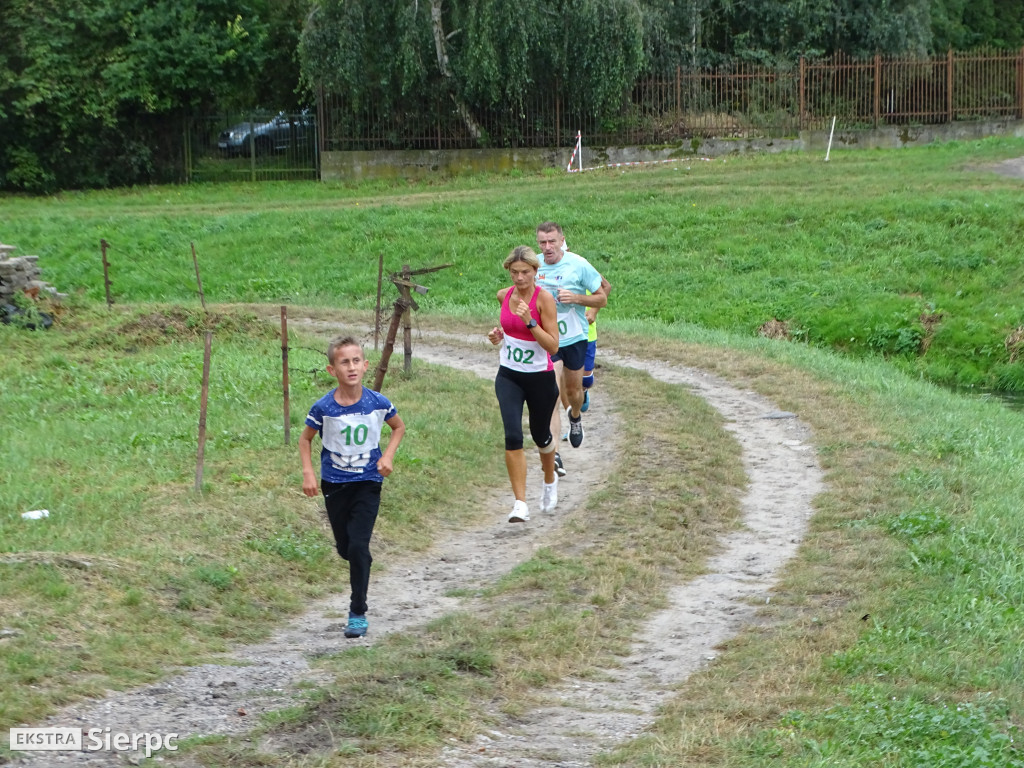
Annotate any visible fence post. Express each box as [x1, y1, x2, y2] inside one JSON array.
[[375, 252, 384, 351], [556, 93, 561, 147], [191, 242, 206, 310], [798, 57, 805, 131], [1018, 47, 1024, 119], [676, 66, 681, 118], [183, 119, 191, 184], [873, 54, 881, 128], [194, 331, 213, 493], [401, 264, 413, 373], [249, 112, 257, 183], [281, 305, 290, 446], [317, 84, 326, 154], [100, 239, 113, 308], [947, 49, 954, 123]]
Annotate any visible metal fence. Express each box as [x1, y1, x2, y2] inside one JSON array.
[[184, 111, 319, 183], [182, 50, 1023, 182], [318, 48, 1024, 151]]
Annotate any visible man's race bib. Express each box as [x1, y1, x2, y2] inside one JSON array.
[[557, 305, 586, 342]]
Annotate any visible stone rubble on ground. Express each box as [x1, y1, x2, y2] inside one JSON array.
[[0, 241, 66, 305]]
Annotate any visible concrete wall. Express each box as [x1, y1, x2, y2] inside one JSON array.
[[320, 119, 1024, 181]]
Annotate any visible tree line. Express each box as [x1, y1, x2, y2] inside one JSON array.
[[2, 0, 1020, 193]]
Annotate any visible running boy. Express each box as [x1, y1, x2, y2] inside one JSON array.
[[299, 335, 406, 638]]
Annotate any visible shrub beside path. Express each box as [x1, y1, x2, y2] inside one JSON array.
[[7, 330, 824, 767]]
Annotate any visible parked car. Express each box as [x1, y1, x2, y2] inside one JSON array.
[[218, 112, 313, 157]]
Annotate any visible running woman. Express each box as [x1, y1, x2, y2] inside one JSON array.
[[487, 246, 561, 522]]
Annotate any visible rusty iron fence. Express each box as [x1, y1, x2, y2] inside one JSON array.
[[184, 111, 318, 183], [319, 48, 1024, 152]]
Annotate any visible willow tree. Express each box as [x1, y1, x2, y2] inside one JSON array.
[[299, 0, 644, 144]]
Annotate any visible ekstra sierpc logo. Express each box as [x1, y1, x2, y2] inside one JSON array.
[[9, 727, 179, 758]]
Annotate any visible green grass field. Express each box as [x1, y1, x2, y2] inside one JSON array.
[[3, 139, 1024, 766], [4, 136, 1024, 389]]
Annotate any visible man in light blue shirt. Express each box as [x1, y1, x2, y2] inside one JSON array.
[[535, 222, 608, 452]]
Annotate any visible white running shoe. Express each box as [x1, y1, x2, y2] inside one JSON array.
[[541, 478, 558, 512], [508, 500, 529, 523]]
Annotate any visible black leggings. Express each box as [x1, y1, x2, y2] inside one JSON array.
[[494, 366, 559, 451]]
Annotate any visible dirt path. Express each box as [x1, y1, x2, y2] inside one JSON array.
[[8, 332, 824, 767]]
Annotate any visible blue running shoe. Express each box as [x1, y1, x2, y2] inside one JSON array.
[[344, 612, 368, 638], [581, 390, 590, 412]]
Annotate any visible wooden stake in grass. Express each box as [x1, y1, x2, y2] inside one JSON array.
[[402, 263, 413, 373], [281, 305, 290, 445], [100, 239, 113, 307], [373, 296, 410, 392], [195, 331, 213, 492], [191, 241, 206, 310], [375, 252, 384, 351], [373, 262, 453, 390]]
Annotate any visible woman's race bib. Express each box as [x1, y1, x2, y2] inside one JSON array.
[[500, 334, 549, 373]]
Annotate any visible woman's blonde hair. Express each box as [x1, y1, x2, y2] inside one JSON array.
[[503, 245, 540, 271]]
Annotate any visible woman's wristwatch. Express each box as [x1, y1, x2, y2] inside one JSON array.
[[526, 318, 537, 328]]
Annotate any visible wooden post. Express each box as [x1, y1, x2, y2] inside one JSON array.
[[249, 118, 257, 183], [373, 298, 409, 392], [1018, 46, 1024, 120], [281, 306, 290, 445], [873, 54, 881, 128], [194, 331, 213, 492], [798, 57, 805, 131], [183, 120, 191, 185], [375, 252, 384, 351], [191, 242, 206, 310], [675, 65, 681, 119], [947, 48, 954, 123], [555, 93, 561, 147], [100, 239, 113, 308], [373, 262, 452, 390], [401, 264, 413, 373]]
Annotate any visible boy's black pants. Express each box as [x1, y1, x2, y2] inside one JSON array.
[[321, 479, 381, 616]]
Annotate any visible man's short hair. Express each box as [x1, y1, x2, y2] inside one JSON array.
[[536, 221, 563, 236]]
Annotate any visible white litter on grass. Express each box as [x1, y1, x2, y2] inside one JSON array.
[[21, 509, 49, 520]]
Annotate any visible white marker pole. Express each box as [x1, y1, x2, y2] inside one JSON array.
[[825, 116, 836, 162]]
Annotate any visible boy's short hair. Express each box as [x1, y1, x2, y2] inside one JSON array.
[[327, 335, 362, 365]]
